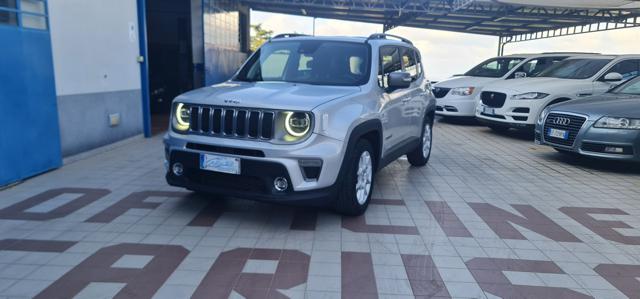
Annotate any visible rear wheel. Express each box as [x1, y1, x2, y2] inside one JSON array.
[[336, 139, 375, 216], [407, 118, 433, 166]]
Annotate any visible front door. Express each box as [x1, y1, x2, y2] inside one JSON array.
[[378, 46, 410, 154], [0, 1, 62, 186]]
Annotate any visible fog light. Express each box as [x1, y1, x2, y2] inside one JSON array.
[[274, 177, 288, 192], [604, 146, 624, 154], [172, 163, 184, 176]]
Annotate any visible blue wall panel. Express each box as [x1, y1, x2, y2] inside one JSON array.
[[0, 26, 62, 186]]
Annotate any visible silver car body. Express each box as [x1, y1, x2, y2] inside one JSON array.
[[535, 93, 640, 161], [163, 36, 435, 202]]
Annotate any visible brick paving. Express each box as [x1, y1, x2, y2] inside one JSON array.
[[0, 118, 639, 299]]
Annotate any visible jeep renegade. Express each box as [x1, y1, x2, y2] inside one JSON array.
[[164, 33, 436, 215]]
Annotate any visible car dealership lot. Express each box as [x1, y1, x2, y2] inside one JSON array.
[[0, 120, 639, 299]]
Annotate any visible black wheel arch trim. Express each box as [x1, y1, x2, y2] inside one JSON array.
[[339, 119, 383, 177]]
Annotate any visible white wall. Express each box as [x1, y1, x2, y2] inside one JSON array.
[[48, 0, 141, 96]]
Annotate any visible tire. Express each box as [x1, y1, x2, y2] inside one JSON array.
[[488, 125, 509, 133], [407, 117, 433, 167], [336, 139, 375, 216]]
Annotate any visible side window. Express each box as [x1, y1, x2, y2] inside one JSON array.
[[603, 59, 640, 80], [378, 46, 402, 89], [511, 57, 567, 78], [401, 48, 419, 80]]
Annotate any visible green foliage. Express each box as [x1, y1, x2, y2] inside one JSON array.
[[250, 24, 273, 52]]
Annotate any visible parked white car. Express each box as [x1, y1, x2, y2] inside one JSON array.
[[433, 53, 573, 117], [476, 54, 640, 130]]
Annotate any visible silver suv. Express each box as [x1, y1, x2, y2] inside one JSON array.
[[164, 34, 436, 215]]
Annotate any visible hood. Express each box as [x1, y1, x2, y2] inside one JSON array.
[[175, 81, 361, 111], [434, 76, 500, 88], [482, 77, 579, 93], [550, 93, 640, 118]]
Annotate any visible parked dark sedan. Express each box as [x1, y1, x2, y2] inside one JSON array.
[[535, 76, 640, 162]]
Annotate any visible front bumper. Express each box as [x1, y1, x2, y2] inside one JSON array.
[[435, 95, 477, 117], [163, 131, 346, 202], [166, 151, 336, 204], [535, 118, 640, 162], [476, 98, 543, 126]]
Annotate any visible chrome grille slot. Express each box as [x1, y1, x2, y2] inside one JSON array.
[[248, 111, 260, 138], [236, 110, 247, 136], [201, 107, 211, 133], [212, 108, 222, 133], [223, 109, 234, 135], [188, 105, 276, 140]]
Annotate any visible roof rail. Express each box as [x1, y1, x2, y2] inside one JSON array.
[[271, 33, 309, 39], [366, 33, 413, 45]]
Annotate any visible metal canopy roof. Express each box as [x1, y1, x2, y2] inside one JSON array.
[[242, 0, 640, 44]]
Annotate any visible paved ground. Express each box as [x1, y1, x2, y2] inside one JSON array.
[[1, 118, 639, 299]]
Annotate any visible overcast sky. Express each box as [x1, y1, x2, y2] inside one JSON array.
[[251, 10, 640, 81]]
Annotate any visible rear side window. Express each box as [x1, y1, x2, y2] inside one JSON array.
[[511, 56, 567, 78], [378, 46, 402, 88], [601, 59, 640, 81], [401, 47, 419, 80]]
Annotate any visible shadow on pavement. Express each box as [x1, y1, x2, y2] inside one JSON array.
[[435, 116, 482, 126], [543, 151, 640, 174]]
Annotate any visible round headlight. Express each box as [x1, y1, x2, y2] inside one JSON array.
[[285, 112, 311, 137], [174, 103, 191, 131]]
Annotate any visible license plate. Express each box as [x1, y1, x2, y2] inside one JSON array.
[[483, 106, 495, 115], [547, 128, 569, 140], [200, 154, 240, 175]]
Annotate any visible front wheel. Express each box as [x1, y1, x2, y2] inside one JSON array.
[[407, 120, 433, 166], [336, 139, 375, 216]]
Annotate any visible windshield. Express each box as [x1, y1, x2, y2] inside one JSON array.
[[464, 57, 524, 78], [535, 58, 612, 79], [235, 40, 370, 86], [611, 76, 640, 95]]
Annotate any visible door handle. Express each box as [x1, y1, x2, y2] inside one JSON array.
[[401, 97, 411, 103]]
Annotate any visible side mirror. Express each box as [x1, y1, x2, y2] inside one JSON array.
[[388, 72, 412, 89], [603, 72, 623, 82], [514, 71, 527, 79]]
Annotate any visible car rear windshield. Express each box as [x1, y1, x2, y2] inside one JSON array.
[[464, 57, 524, 78], [535, 58, 612, 79], [234, 40, 370, 86], [611, 76, 640, 95]]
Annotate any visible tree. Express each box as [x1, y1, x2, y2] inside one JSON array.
[[250, 24, 273, 52]]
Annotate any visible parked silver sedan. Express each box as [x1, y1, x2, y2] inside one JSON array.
[[535, 76, 640, 162]]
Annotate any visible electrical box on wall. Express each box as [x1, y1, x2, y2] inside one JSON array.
[[109, 113, 120, 127]]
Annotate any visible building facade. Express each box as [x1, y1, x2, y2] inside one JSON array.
[[0, 0, 250, 186]]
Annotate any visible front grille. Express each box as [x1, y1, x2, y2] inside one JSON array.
[[432, 87, 451, 98], [188, 106, 276, 140], [543, 113, 587, 147], [481, 91, 507, 108]]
